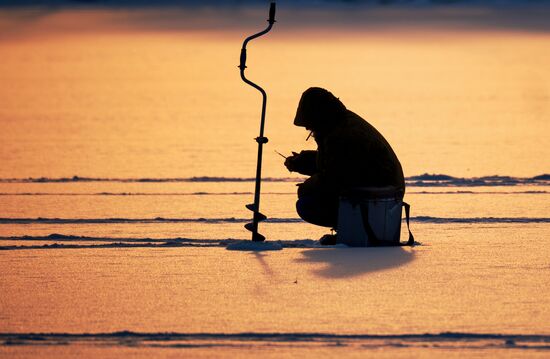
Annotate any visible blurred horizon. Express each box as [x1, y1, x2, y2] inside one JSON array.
[[2, 0, 550, 39]]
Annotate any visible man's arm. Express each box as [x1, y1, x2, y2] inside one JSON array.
[[284, 150, 318, 176]]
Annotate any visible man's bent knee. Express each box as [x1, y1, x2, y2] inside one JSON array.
[[296, 196, 338, 228]]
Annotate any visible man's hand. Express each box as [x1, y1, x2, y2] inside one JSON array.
[[284, 151, 300, 172], [283, 150, 318, 175]]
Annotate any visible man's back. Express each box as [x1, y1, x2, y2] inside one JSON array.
[[314, 110, 405, 194]]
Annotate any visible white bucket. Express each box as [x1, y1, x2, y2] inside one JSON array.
[[337, 187, 412, 247]]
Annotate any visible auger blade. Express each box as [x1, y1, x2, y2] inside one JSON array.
[[252, 232, 266, 242], [244, 223, 266, 241], [245, 204, 267, 221]]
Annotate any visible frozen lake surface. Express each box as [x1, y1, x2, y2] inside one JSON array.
[[1, 180, 549, 358], [1, 3, 549, 357]]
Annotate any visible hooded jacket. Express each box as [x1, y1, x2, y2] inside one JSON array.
[[292, 87, 405, 198]]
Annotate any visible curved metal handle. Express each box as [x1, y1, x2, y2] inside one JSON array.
[[238, 2, 276, 72]]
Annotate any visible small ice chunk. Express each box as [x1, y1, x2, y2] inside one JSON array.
[[226, 240, 282, 251]]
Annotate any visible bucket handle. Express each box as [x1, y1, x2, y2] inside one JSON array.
[[403, 202, 415, 246], [360, 201, 415, 246]]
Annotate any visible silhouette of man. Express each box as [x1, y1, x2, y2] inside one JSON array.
[[284, 87, 405, 229]]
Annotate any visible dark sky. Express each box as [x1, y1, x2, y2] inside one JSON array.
[[1, 0, 550, 33], [2, 0, 550, 7]]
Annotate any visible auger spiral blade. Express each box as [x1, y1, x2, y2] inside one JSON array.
[[244, 222, 266, 242], [245, 204, 268, 221], [245, 204, 267, 241], [244, 213, 267, 231]]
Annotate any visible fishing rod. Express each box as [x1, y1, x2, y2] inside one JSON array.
[[239, 2, 276, 242], [274, 150, 287, 159]]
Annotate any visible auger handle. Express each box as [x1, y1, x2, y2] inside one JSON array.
[[269, 2, 276, 24], [239, 48, 247, 70]]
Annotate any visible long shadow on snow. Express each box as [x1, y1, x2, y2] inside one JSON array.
[[297, 247, 415, 279]]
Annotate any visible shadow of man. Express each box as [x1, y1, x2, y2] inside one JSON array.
[[296, 247, 415, 279]]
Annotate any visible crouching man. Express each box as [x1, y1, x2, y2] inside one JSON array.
[[284, 87, 405, 243]]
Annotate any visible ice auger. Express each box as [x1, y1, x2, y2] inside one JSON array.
[[238, 2, 276, 241]]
